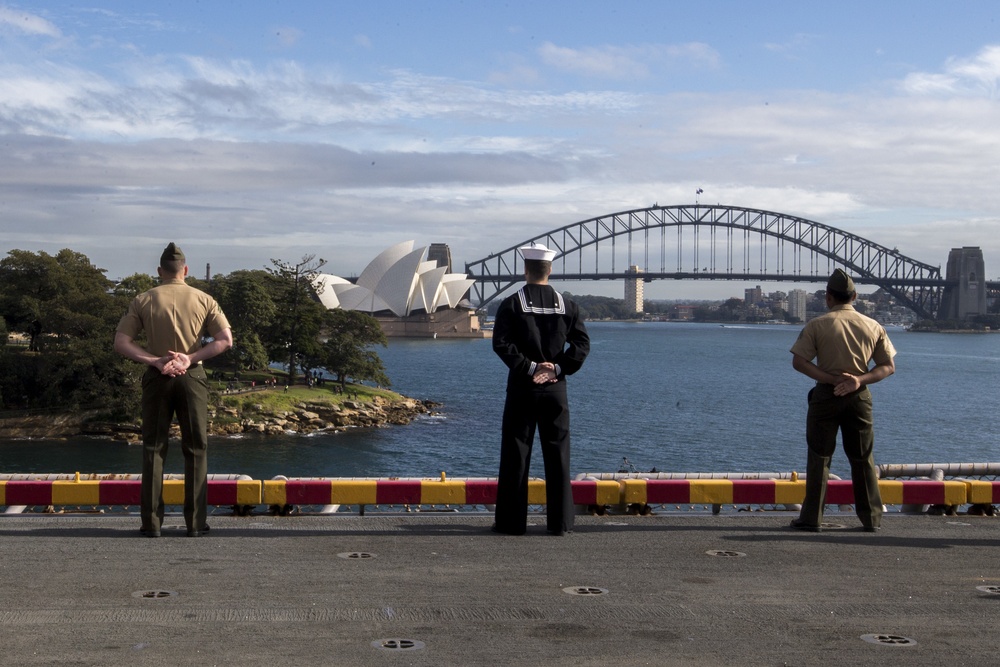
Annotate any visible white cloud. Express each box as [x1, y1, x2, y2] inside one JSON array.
[[0, 6, 61, 37], [901, 44, 1000, 97], [1, 24, 999, 300], [538, 41, 720, 79], [763, 33, 817, 58], [0, 54, 640, 145]]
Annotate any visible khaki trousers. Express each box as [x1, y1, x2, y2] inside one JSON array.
[[799, 384, 883, 529], [140, 365, 210, 532]]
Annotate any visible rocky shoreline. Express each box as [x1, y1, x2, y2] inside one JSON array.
[[0, 396, 439, 442]]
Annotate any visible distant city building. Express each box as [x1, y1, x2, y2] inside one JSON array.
[[672, 304, 696, 321], [744, 285, 762, 306], [788, 289, 808, 322], [625, 265, 644, 314]]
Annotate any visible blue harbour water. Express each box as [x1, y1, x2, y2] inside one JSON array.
[[1, 322, 998, 479]]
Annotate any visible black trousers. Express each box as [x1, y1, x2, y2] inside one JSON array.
[[140, 365, 210, 532], [495, 382, 573, 534], [798, 384, 882, 529]]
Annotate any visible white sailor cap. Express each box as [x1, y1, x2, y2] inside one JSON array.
[[518, 242, 556, 261]]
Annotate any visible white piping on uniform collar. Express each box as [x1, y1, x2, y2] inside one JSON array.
[[516, 286, 566, 315]]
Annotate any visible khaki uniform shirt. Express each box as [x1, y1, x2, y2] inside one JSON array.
[[790, 304, 896, 377], [116, 278, 230, 357]]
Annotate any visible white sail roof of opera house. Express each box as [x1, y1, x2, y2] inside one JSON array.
[[313, 241, 476, 318]]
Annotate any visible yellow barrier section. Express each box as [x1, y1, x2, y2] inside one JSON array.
[[163, 480, 185, 505], [774, 481, 805, 504], [51, 481, 101, 505], [620, 479, 647, 505], [690, 480, 733, 504], [262, 480, 286, 506], [966, 480, 995, 504], [941, 481, 970, 506], [594, 480, 621, 505], [527, 479, 547, 505], [234, 480, 263, 505], [878, 480, 905, 505], [331, 480, 378, 505], [420, 480, 466, 505], [0, 481, 6, 505]]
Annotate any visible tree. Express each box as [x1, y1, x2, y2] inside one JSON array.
[[0, 249, 63, 351], [317, 309, 389, 390], [0, 249, 137, 415], [264, 255, 327, 386], [113, 273, 157, 299], [211, 270, 276, 372], [0, 248, 118, 348], [716, 297, 744, 322]]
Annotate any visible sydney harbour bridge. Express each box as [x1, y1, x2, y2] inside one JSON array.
[[464, 204, 988, 321]]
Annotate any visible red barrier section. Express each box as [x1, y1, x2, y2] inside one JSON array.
[[4, 481, 53, 505], [823, 480, 856, 504], [465, 480, 498, 504], [645, 480, 692, 503], [571, 480, 599, 505], [284, 480, 333, 504], [206, 481, 240, 505], [99, 481, 141, 505], [375, 480, 422, 504], [901, 481, 949, 505], [732, 480, 779, 504]]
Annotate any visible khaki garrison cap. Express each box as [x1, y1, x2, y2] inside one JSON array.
[[827, 268, 855, 294], [160, 242, 186, 264]]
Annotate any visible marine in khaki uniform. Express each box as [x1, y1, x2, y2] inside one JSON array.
[[115, 243, 233, 537], [789, 269, 896, 533]]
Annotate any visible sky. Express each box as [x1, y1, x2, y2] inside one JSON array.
[[1, 0, 999, 300]]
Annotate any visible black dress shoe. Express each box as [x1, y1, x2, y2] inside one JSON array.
[[187, 524, 210, 537], [789, 518, 822, 533], [862, 525, 880, 533], [139, 528, 160, 538]]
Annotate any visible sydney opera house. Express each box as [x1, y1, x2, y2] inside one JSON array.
[[313, 241, 489, 338]]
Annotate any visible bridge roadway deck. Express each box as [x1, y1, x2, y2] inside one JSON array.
[[1, 511, 998, 666]]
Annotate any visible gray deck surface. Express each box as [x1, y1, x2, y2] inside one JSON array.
[[1, 510, 998, 666]]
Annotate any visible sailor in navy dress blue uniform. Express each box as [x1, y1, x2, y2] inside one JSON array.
[[492, 243, 590, 536]]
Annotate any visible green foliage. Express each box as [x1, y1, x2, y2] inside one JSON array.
[[712, 298, 744, 322], [0, 248, 134, 414], [911, 315, 1000, 331], [562, 292, 635, 320], [264, 256, 328, 386], [210, 270, 276, 371], [113, 273, 157, 299], [0, 247, 386, 418], [315, 309, 390, 389]]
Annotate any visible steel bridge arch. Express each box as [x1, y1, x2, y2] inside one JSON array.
[[465, 204, 945, 319]]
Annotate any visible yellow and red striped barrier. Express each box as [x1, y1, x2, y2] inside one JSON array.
[[962, 480, 1000, 505], [260, 478, 621, 507], [0, 479, 261, 506], [868, 480, 967, 506], [620, 478, 968, 506], [0, 476, 976, 509]]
